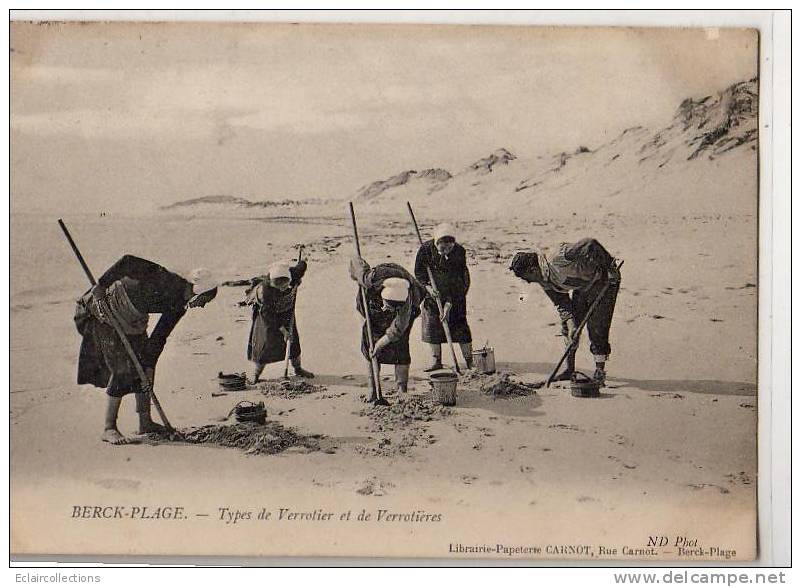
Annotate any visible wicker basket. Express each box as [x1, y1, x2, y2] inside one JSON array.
[[429, 370, 458, 406], [233, 401, 267, 424], [218, 371, 247, 392], [570, 371, 601, 398]]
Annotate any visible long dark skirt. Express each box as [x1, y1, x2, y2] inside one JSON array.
[[247, 309, 301, 365], [421, 296, 472, 344], [360, 311, 413, 365], [77, 318, 148, 397]]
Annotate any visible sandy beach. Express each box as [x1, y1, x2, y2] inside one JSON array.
[[10, 33, 759, 559], [10, 195, 757, 559]]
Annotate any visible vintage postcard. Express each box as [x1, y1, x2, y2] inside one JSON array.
[[10, 21, 759, 560]]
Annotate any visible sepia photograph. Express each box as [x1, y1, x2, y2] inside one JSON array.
[[10, 16, 765, 562]]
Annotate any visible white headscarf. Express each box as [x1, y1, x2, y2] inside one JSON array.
[[381, 277, 410, 302], [188, 268, 218, 295], [268, 261, 292, 280]]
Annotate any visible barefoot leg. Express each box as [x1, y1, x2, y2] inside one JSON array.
[[104, 394, 123, 431], [101, 428, 139, 445], [135, 392, 168, 435], [395, 364, 409, 394]]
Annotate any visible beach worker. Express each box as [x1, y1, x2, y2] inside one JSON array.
[[414, 222, 474, 371], [74, 255, 219, 445], [509, 238, 621, 385], [246, 259, 314, 383], [349, 256, 426, 401]]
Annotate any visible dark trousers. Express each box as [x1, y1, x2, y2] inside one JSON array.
[[570, 278, 620, 359]]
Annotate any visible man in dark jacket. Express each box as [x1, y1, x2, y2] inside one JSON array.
[[414, 223, 473, 371], [75, 255, 218, 445], [245, 259, 314, 383], [349, 256, 426, 403], [509, 238, 621, 384]]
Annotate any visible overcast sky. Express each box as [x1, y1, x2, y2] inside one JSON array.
[[11, 22, 758, 213]]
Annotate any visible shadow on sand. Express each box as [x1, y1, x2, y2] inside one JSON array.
[[454, 388, 545, 418], [496, 361, 756, 396]]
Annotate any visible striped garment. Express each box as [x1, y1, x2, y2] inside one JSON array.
[[104, 280, 149, 335]]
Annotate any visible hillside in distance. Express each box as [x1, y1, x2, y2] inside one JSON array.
[[353, 77, 758, 220], [163, 77, 757, 222]]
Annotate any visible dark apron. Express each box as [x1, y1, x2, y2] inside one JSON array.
[[360, 303, 412, 365], [247, 288, 301, 365], [421, 294, 471, 344]]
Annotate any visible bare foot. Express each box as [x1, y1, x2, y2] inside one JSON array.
[[101, 428, 139, 445]]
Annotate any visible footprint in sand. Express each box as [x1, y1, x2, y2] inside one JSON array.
[[688, 483, 730, 495], [576, 496, 598, 503], [651, 393, 684, 399], [549, 424, 582, 432], [725, 471, 753, 485], [609, 433, 630, 446], [356, 476, 394, 496], [460, 474, 479, 485], [520, 465, 534, 474]]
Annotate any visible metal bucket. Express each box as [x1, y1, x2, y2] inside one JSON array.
[[471, 347, 496, 374], [429, 370, 458, 406]]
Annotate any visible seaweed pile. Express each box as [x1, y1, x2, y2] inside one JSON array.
[[461, 371, 541, 397], [364, 394, 452, 428], [152, 421, 325, 456], [355, 395, 448, 458], [258, 379, 327, 399]]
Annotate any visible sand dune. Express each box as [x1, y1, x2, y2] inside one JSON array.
[[10, 78, 757, 559]]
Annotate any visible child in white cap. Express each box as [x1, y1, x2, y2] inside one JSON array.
[[246, 258, 314, 382]]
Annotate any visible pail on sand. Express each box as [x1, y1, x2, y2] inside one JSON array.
[[472, 346, 496, 374], [429, 370, 459, 406], [570, 371, 601, 398]]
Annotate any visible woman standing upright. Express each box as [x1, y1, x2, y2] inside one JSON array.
[[414, 223, 474, 371]]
